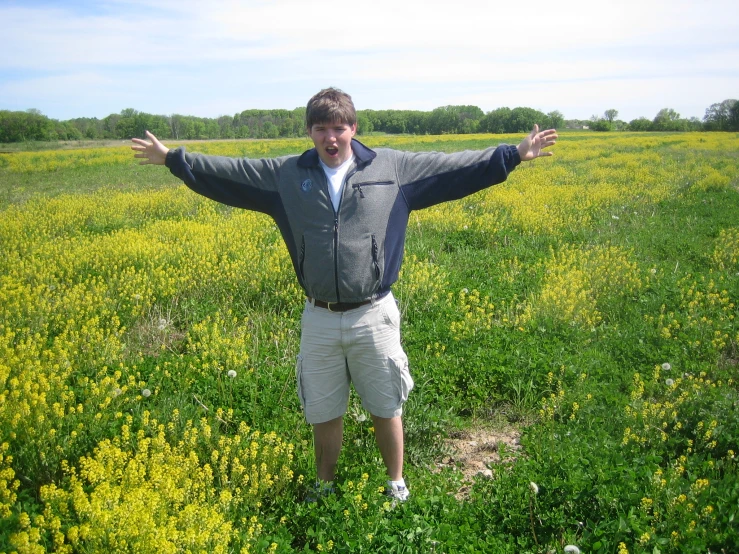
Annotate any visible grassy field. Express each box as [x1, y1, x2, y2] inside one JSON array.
[[1, 132, 738, 553]]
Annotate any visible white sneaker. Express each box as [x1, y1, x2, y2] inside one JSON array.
[[386, 482, 410, 503]]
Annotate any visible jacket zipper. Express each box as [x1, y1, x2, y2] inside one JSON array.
[[332, 166, 361, 301]]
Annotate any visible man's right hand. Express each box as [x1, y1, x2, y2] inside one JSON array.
[[131, 131, 169, 165]]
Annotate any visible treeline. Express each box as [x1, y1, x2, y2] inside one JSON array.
[[1, 99, 737, 143], [575, 100, 739, 133]]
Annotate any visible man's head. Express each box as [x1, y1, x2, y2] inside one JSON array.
[[306, 88, 357, 168], [306, 87, 357, 129]]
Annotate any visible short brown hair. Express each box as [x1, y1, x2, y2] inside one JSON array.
[[306, 88, 357, 128]]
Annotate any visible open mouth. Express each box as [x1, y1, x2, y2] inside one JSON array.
[[325, 146, 339, 157]]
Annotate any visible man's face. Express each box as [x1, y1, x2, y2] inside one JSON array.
[[307, 121, 357, 168]]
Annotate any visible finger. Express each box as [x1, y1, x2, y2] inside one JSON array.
[[531, 123, 539, 137]]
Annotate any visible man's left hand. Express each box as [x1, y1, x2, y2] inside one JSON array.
[[517, 124, 558, 161]]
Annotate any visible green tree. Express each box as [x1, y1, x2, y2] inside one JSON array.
[[0, 109, 55, 142], [217, 116, 235, 139], [507, 107, 547, 133], [428, 105, 483, 134], [480, 107, 512, 134], [546, 110, 565, 130], [628, 117, 651, 131], [703, 99, 737, 131], [730, 101, 739, 131], [356, 112, 374, 135], [261, 120, 279, 139], [604, 109, 619, 124], [115, 108, 139, 139], [651, 108, 682, 131], [589, 116, 612, 132]]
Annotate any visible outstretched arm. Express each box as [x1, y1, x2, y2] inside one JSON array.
[[131, 131, 169, 165], [517, 124, 558, 162]]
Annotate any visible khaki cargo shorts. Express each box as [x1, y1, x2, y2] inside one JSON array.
[[296, 292, 414, 424]]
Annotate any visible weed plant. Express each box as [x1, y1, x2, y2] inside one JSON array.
[[0, 132, 738, 552]]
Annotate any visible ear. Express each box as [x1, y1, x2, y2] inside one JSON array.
[[350, 123, 357, 137]]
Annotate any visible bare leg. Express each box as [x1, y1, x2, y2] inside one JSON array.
[[371, 415, 404, 481], [313, 416, 344, 482]]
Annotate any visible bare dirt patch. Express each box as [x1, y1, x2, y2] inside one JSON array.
[[435, 422, 523, 499]]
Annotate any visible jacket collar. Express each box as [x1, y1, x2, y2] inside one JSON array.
[[297, 138, 377, 169]]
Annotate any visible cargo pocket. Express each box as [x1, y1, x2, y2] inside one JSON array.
[[295, 354, 306, 409], [392, 353, 414, 405]]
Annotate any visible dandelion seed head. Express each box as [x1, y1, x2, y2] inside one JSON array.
[[564, 546, 581, 554], [227, 370, 237, 378], [666, 378, 674, 386], [141, 388, 151, 398], [529, 481, 539, 494], [662, 362, 671, 371], [356, 413, 367, 423]]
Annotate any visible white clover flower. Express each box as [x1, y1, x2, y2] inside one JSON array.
[[356, 413, 367, 423], [650, 268, 657, 275], [665, 378, 674, 386], [564, 546, 581, 554], [529, 482, 539, 495], [662, 362, 671, 371], [227, 370, 237, 379], [142, 388, 151, 398]]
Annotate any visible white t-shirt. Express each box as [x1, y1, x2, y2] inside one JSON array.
[[320, 156, 355, 212]]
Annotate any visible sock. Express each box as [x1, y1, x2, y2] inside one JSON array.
[[389, 478, 406, 489]]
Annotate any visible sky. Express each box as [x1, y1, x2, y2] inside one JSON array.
[[1, 0, 738, 123]]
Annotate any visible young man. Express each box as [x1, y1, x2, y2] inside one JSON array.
[[132, 88, 557, 502]]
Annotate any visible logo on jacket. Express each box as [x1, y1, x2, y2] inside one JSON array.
[[300, 179, 312, 192]]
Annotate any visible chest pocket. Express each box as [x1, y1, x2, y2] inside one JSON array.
[[351, 180, 395, 198]]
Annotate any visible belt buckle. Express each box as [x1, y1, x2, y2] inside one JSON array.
[[327, 301, 338, 312]]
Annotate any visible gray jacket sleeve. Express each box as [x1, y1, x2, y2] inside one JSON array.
[[165, 147, 284, 215], [395, 145, 521, 211]]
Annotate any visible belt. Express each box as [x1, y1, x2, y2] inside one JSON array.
[[310, 291, 389, 313]]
